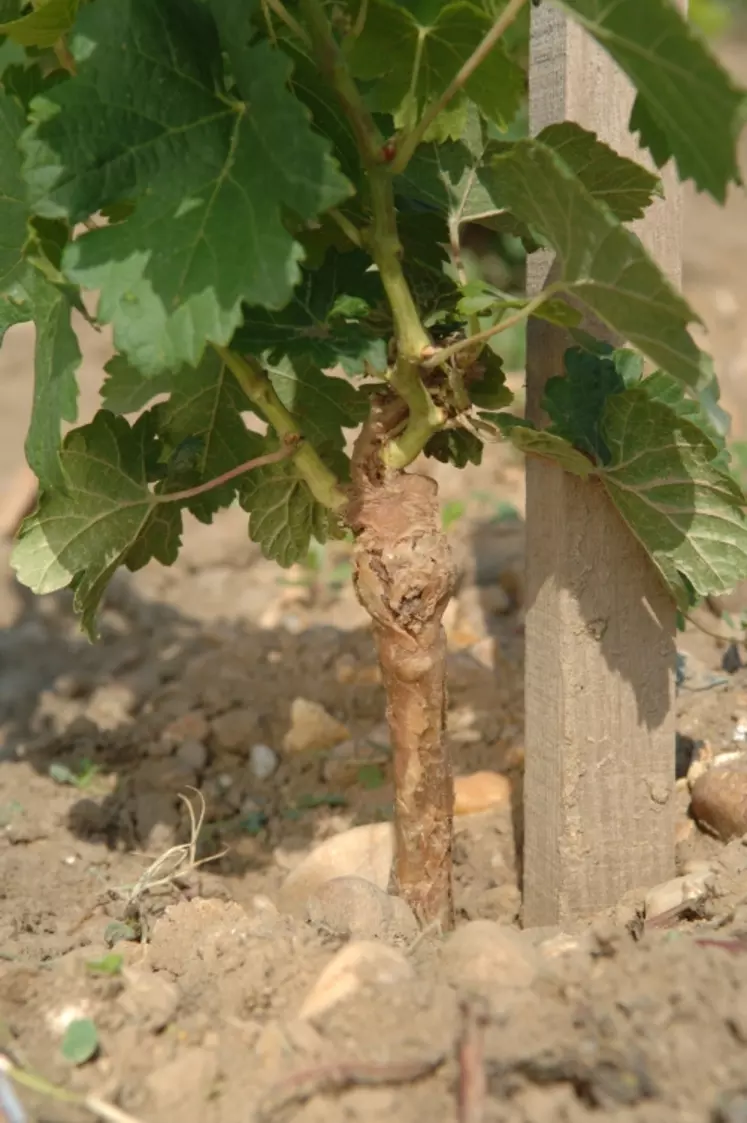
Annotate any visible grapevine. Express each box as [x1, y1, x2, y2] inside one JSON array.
[[0, 0, 745, 925]]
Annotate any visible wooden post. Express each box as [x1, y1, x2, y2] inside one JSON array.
[[522, 3, 686, 927]]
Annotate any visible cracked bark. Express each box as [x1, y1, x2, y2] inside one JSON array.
[[347, 397, 457, 928]]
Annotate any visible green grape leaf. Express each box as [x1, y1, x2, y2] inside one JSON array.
[[489, 139, 708, 388], [239, 454, 344, 567], [542, 346, 626, 464], [265, 355, 368, 450], [154, 350, 264, 523], [489, 413, 595, 478], [536, 122, 661, 222], [125, 501, 183, 574], [101, 355, 175, 416], [235, 249, 388, 374], [0, 90, 29, 301], [557, 0, 745, 201], [400, 113, 660, 237], [424, 427, 483, 468], [0, 0, 78, 47], [11, 411, 180, 638], [599, 389, 747, 605], [23, 0, 352, 375], [347, 0, 524, 135], [468, 349, 512, 410], [25, 274, 81, 488]]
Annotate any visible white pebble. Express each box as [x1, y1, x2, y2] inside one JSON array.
[[249, 743, 279, 780]]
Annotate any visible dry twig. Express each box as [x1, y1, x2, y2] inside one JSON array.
[[458, 998, 489, 1123]]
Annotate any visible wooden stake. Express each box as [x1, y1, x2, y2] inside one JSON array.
[[522, 3, 686, 926]]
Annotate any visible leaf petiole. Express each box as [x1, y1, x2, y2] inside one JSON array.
[[154, 443, 299, 506], [422, 288, 558, 370]]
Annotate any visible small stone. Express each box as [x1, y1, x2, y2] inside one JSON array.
[[298, 940, 413, 1021], [120, 967, 179, 1032], [211, 708, 256, 753], [175, 739, 208, 773], [723, 643, 744, 675], [644, 871, 714, 920], [161, 710, 210, 747], [250, 743, 279, 780], [691, 757, 747, 841], [305, 877, 418, 941], [454, 771, 511, 816], [279, 822, 394, 917], [440, 920, 538, 990], [85, 682, 137, 730], [283, 698, 350, 754]]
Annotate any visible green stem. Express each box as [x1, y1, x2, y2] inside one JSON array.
[[422, 289, 555, 370], [390, 0, 529, 175], [214, 345, 346, 511], [300, 0, 384, 165], [329, 207, 363, 247], [301, 0, 443, 467], [369, 167, 444, 467]]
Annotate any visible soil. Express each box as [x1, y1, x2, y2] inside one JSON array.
[[3, 34, 747, 1123]]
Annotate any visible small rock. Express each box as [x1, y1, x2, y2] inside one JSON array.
[[175, 739, 208, 773], [283, 698, 350, 754], [440, 920, 538, 990], [211, 708, 257, 753], [120, 967, 179, 1032], [298, 940, 413, 1021], [161, 710, 210, 747], [279, 822, 393, 916], [691, 757, 747, 841], [644, 871, 714, 920], [250, 743, 279, 780], [454, 771, 511, 816], [305, 877, 418, 941], [85, 682, 138, 730]]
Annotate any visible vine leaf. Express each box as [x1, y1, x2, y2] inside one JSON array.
[[235, 249, 388, 374], [347, 0, 524, 136], [491, 413, 596, 478], [600, 388, 747, 606], [400, 116, 661, 253], [424, 427, 483, 468], [101, 356, 175, 417], [488, 139, 708, 388], [239, 453, 344, 566], [265, 355, 368, 450], [11, 411, 182, 638], [542, 346, 626, 463], [558, 0, 745, 201], [25, 274, 81, 488], [0, 0, 79, 47], [23, 0, 352, 376], [536, 122, 661, 222], [0, 89, 33, 333], [153, 350, 265, 523]]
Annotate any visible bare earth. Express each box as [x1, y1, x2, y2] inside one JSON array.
[[3, 36, 747, 1123]]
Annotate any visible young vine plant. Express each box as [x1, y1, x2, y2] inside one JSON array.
[[1, 0, 746, 926]]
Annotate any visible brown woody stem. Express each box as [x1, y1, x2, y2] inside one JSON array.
[[348, 402, 457, 928], [303, 2, 456, 927]]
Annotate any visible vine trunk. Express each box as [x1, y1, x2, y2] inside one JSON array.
[[347, 398, 457, 928]]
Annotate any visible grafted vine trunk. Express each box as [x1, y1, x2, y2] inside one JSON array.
[[348, 400, 457, 929]]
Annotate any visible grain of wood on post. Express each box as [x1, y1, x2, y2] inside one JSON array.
[[522, 2, 687, 927]]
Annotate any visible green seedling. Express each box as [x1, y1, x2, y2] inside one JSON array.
[[60, 1019, 99, 1066]]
